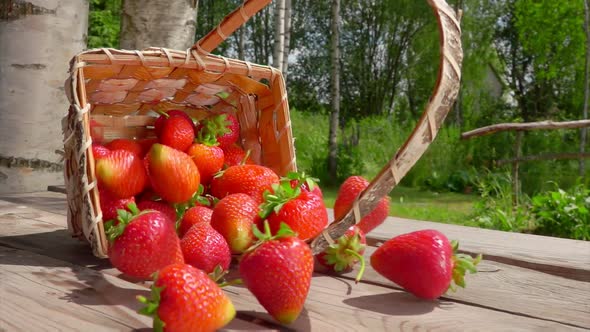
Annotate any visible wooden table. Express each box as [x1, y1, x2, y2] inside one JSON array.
[[1, 191, 589, 331]]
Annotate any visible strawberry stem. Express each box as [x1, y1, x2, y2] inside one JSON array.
[[344, 249, 366, 284], [259, 182, 301, 219], [246, 221, 298, 254]]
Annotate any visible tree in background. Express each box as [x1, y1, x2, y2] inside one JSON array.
[[0, 0, 89, 194], [328, 0, 341, 185], [120, 0, 198, 50]]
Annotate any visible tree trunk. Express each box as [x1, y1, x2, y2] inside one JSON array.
[[120, 0, 198, 50], [272, 0, 285, 70], [282, 0, 292, 78], [580, 0, 590, 176], [0, 0, 88, 193], [328, 0, 341, 185]]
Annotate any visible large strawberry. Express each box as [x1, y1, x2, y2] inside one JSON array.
[[239, 222, 313, 324], [146, 143, 200, 203], [106, 203, 183, 279], [105, 138, 143, 157], [210, 193, 260, 254], [370, 229, 482, 300], [333, 175, 390, 234], [156, 114, 195, 152], [99, 189, 135, 221], [260, 182, 328, 241], [316, 225, 366, 282], [181, 222, 231, 273], [154, 110, 196, 135], [178, 205, 213, 238], [138, 263, 235, 332], [210, 164, 279, 205], [187, 143, 224, 185], [95, 150, 148, 199]]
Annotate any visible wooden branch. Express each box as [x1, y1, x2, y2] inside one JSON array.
[[461, 120, 590, 140], [496, 152, 590, 166]]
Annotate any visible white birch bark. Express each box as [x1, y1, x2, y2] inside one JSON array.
[[120, 0, 198, 50], [282, 0, 292, 77], [272, 0, 285, 70], [0, 0, 88, 193]]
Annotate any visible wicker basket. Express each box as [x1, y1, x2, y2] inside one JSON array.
[[63, 0, 462, 258]]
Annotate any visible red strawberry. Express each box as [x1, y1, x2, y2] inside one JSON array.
[[370, 229, 482, 300], [92, 143, 110, 159], [187, 143, 224, 184], [154, 110, 196, 136], [106, 203, 183, 279], [334, 176, 390, 234], [221, 144, 253, 167], [210, 164, 279, 205], [106, 138, 143, 157], [157, 115, 195, 152], [178, 206, 213, 238], [138, 263, 235, 332], [95, 150, 148, 199], [210, 193, 260, 254], [137, 200, 177, 225], [316, 225, 366, 280], [239, 222, 313, 324], [99, 189, 135, 221], [146, 143, 200, 203], [181, 222, 231, 273], [260, 182, 328, 241], [137, 138, 158, 157], [198, 113, 240, 148]]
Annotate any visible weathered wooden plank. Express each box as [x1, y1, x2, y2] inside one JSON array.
[[0, 246, 151, 331], [0, 246, 276, 331], [224, 274, 583, 331], [365, 214, 590, 281], [0, 191, 67, 216], [0, 206, 585, 331], [332, 246, 590, 329]]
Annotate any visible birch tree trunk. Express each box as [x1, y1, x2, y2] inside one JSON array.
[[120, 0, 198, 50], [282, 0, 292, 78], [0, 0, 88, 194], [580, 0, 590, 176], [272, 0, 285, 70], [328, 0, 341, 184]]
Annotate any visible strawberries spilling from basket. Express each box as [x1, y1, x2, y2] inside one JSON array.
[[93, 110, 481, 328]]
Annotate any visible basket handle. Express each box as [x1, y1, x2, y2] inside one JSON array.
[[310, 0, 464, 254], [193, 0, 272, 53]]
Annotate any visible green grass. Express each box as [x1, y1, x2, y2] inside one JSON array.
[[322, 186, 478, 227]]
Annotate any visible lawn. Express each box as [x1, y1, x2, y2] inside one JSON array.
[[322, 185, 479, 227]]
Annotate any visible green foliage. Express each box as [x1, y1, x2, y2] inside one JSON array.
[[530, 183, 590, 241], [470, 171, 532, 232], [88, 0, 122, 49]]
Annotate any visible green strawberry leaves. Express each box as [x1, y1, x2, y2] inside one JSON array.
[[448, 240, 483, 292], [137, 283, 165, 332], [259, 182, 301, 219]]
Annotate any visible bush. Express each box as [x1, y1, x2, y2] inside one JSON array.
[[530, 183, 590, 240], [470, 170, 532, 232]]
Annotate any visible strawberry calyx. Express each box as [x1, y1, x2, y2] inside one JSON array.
[[173, 185, 211, 225], [197, 114, 232, 146], [322, 228, 367, 283], [244, 221, 297, 255], [258, 181, 301, 219], [104, 202, 152, 242], [283, 171, 319, 192], [137, 282, 166, 332], [209, 265, 242, 288], [448, 240, 483, 292]]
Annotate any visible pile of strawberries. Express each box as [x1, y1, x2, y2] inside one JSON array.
[[91, 110, 481, 331]]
